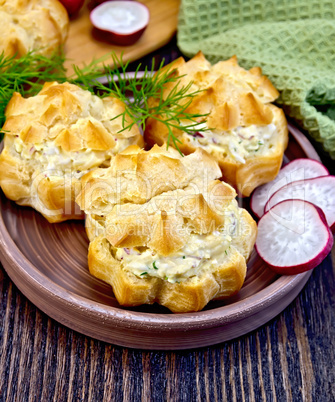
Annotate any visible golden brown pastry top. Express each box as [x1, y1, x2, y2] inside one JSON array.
[[156, 51, 279, 116], [78, 144, 226, 247], [0, 81, 143, 222], [0, 0, 69, 58], [78, 144, 221, 217], [4, 81, 142, 154]]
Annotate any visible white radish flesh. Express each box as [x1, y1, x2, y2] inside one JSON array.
[[90, 1, 150, 46], [255, 200, 333, 274], [250, 158, 329, 219], [264, 175, 335, 231]]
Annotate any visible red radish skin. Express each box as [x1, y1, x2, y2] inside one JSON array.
[[264, 175, 335, 232], [255, 200, 333, 275], [90, 1, 150, 46], [59, 0, 85, 16], [88, 0, 109, 10], [250, 158, 329, 219]]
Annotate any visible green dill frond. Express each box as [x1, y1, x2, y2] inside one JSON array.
[[92, 55, 208, 153], [0, 49, 108, 136], [0, 50, 208, 151], [0, 49, 66, 129]]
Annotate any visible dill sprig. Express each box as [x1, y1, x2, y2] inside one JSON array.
[[0, 49, 105, 129], [0, 50, 64, 127], [93, 55, 208, 154], [0, 50, 207, 153]]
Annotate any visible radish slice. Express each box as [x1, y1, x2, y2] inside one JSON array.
[[255, 200, 333, 275], [250, 158, 329, 219], [90, 1, 150, 46], [264, 175, 335, 231]]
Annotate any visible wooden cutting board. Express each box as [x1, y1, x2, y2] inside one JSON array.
[[64, 0, 181, 74]]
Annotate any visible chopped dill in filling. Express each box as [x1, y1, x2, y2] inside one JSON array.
[[115, 206, 239, 284], [186, 122, 277, 164], [115, 231, 233, 283], [12, 136, 130, 178]]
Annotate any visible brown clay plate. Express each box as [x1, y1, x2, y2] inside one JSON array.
[[0, 123, 320, 350]]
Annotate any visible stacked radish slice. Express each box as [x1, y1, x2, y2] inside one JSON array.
[[251, 159, 334, 274], [250, 159, 330, 219]]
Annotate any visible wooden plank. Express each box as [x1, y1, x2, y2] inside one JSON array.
[[0, 248, 335, 400], [63, 0, 181, 73]]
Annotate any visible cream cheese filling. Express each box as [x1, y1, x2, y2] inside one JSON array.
[[102, 194, 241, 284], [186, 122, 277, 163], [115, 230, 233, 283], [13, 135, 131, 178], [114, 201, 240, 284]]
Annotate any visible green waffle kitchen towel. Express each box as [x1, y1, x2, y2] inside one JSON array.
[[177, 0, 335, 159]]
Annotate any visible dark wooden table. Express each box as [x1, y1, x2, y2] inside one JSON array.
[[1, 39, 335, 402], [1, 245, 334, 401]]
